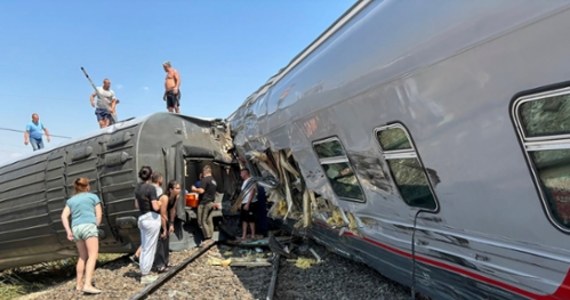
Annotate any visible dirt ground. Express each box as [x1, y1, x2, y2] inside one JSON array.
[[9, 242, 409, 300]]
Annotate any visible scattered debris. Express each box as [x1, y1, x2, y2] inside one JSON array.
[[268, 235, 293, 258], [308, 248, 322, 264], [293, 257, 317, 269]]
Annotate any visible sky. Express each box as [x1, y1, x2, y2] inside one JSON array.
[[0, 0, 355, 164]]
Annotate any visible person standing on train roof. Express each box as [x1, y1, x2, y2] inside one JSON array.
[[162, 61, 181, 114], [90, 78, 118, 128], [24, 113, 50, 151], [60, 177, 103, 294], [134, 166, 162, 284]]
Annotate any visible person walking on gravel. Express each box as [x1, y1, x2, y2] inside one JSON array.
[[60, 177, 103, 294]]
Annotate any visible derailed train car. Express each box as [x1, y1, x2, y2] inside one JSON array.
[[228, 1, 570, 299], [0, 113, 237, 270]]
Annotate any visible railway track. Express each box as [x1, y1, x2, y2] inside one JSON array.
[[129, 240, 216, 300], [8, 238, 408, 300], [129, 239, 283, 300]]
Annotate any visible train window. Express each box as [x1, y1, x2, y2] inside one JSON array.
[[375, 124, 437, 210], [514, 88, 570, 230], [313, 137, 365, 202], [377, 127, 412, 151], [518, 94, 570, 138], [314, 139, 345, 158]]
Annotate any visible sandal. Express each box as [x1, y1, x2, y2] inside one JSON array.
[[83, 287, 102, 294], [157, 266, 169, 273]]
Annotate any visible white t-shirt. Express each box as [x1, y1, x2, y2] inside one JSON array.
[[240, 178, 257, 204], [95, 87, 116, 110], [155, 186, 163, 197]]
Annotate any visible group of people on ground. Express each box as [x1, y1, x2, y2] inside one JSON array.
[[59, 163, 265, 292], [132, 166, 181, 284], [24, 61, 181, 150], [59, 167, 182, 292]]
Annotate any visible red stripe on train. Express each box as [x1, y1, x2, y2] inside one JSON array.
[[313, 221, 570, 299]]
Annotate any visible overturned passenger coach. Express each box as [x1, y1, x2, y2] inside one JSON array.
[[0, 113, 237, 270]]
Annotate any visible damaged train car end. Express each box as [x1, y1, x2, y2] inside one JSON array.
[[0, 113, 237, 270], [227, 1, 570, 299]]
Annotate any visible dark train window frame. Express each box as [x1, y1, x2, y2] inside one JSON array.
[[312, 137, 366, 203], [374, 123, 438, 211], [512, 87, 570, 232]]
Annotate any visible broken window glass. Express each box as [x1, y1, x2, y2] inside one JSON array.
[[313, 138, 365, 202], [515, 88, 570, 230], [376, 124, 437, 210]]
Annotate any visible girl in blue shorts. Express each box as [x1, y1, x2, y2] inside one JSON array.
[[61, 177, 103, 294]]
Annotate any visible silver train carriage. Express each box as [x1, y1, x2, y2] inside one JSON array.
[[0, 113, 237, 270], [228, 1, 570, 299]]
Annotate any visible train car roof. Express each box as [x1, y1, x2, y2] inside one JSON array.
[[228, 0, 372, 120], [0, 112, 222, 167]]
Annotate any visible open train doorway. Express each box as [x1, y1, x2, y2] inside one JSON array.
[[169, 156, 240, 250]]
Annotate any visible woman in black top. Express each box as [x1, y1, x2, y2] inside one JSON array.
[[134, 166, 162, 284]]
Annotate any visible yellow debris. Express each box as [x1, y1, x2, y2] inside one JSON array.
[[326, 208, 345, 227], [207, 257, 232, 267], [294, 257, 317, 269], [347, 212, 358, 232]]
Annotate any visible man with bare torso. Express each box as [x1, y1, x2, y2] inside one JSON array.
[[162, 61, 181, 113]]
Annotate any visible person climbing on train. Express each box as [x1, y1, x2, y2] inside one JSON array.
[[134, 166, 161, 284], [153, 180, 180, 272], [60, 177, 103, 294]]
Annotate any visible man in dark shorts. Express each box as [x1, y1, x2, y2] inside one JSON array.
[[162, 61, 181, 113], [89, 78, 118, 128], [239, 169, 257, 241]]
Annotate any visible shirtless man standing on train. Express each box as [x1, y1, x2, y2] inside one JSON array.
[[162, 61, 181, 114]]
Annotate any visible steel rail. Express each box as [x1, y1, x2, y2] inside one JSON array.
[[266, 253, 280, 300], [129, 240, 216, 300]]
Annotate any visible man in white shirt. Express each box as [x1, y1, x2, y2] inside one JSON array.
[[239, 169, 257, 241], [89, 78, 117, 128]]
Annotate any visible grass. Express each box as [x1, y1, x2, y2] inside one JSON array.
[[0, 253, 124, 300]]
